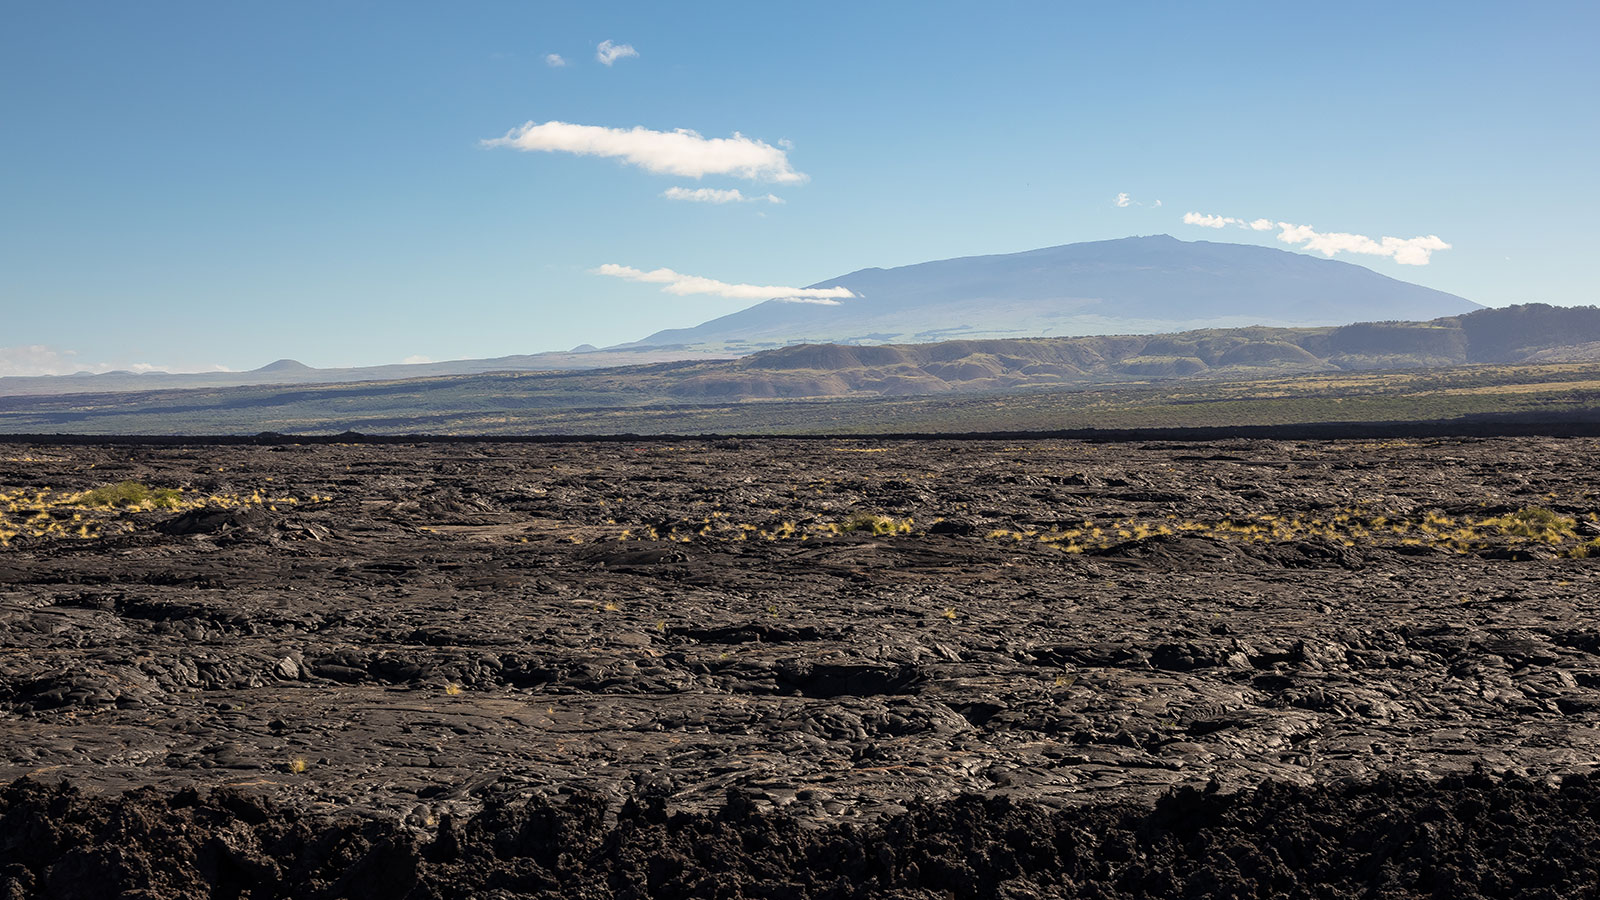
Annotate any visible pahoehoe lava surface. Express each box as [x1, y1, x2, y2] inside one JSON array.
[[2, 437, 1598, 897]]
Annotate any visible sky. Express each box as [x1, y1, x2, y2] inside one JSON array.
[[2, 1, 1596, 375]]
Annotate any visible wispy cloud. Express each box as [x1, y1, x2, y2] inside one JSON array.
[[484, 121, 806, 183], [0, 345, 83, 377], [544, 53, 567, 67], [662, 186, 784, 204], [764, 296, 844, 305], [596, 40, 638, 66], [594, 264, 853, 304], [1116, 192, 1161, 208], [402, 355, 434, 365], [0, 345, 183, 377], [1183, 210, 1451, 265]]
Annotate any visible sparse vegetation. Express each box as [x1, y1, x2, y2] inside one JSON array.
[[966, 505, 1593, 557], [841, 512, 914, 536], [76, 481, 184, 509], [585, 499, 1598, 559], [0, 479, 323, 547], [1570, 538, 1600, 559], [1482, 507, 1574, 542]]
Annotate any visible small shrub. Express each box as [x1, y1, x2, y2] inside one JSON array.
[[77, 481, 183, 510], [1569, 538, 1600, 559], [1486, 507, 1575, 543], [1509, 507, 1565, 527]]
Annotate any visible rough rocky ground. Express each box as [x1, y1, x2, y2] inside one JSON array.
[[5, 772, 1600, 899], [1, 437, 1598, 897]]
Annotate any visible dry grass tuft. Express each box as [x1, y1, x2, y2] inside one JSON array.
[[75, 481, 184, 510]]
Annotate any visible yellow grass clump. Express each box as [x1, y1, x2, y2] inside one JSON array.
[[0, 481, 325, 547]]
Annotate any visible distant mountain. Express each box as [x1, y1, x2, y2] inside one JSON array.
[[0, 235, 1491, 400], [630, 235, 1480, 352]]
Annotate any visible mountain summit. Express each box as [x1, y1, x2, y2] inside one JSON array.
[[630, 235, 1480, 352]]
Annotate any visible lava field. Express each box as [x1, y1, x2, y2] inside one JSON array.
[[1, 436, 1598, 898]]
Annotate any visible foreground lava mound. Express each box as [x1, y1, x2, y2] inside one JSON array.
[[4, 772, 1599, 899], [1, 437, 1597, 897]]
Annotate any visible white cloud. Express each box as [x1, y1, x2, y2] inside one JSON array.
[[484, 121, 806, 183], [662, 186, 784, 204], [402, 355, 434, 365], [1115, 192, 1132, 208], [1182, 210, 1451, 265], [1275, 223, 1451, 266], [594, 264, 853, 304], [1183, 212, 1244, 228], [596, 40, 637, 66], [544, 53, 567, 67]]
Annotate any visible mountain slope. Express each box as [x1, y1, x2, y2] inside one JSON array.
[[632, 235, 1479, 351]]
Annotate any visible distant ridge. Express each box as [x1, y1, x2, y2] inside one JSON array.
[[0, 346, 735, 398], [630, 235, 1480, 352], [653, 303, 1600, 400], [4, 305, 1599, 435]]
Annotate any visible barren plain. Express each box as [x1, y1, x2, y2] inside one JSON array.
[[2, 437, 1599, 898]]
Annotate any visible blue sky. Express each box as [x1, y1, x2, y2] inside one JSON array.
[[2, 2, 1595, 374]]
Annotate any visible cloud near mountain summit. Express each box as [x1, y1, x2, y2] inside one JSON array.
[[594, 265, 852, 304], [1184, 211, 1451, 265]]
